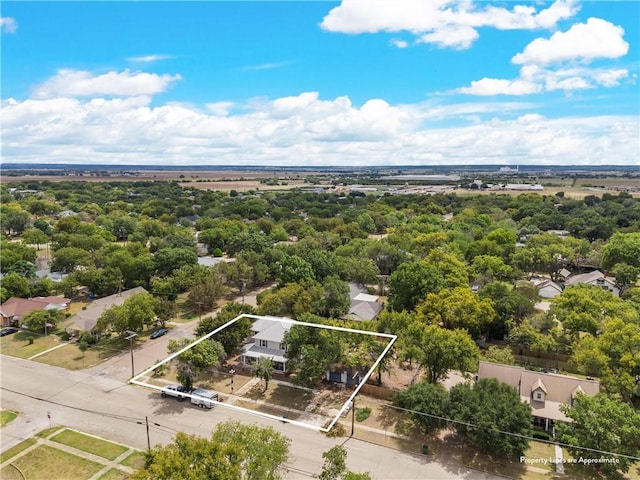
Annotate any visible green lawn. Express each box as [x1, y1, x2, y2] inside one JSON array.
[[1, 410, 18, 427], [6, 445, 103, 480], [0, 438, 37, 463], [0, 331, 62, 358], [120, 450, 146, 469], [97, 468, 129, 480], [50, 429, 128, 461]]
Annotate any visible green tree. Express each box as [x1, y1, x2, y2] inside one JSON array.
[[406, 323, 479, 384], [557, 393, 640, 476], [51, 246, 94, 273], [251, 356, 275, 392], [153, 247, 198, 276], [388, 261, 445, 312], [571, 318, 640, 402], [195, 302, 255, 355], [22, 228, 49, 251], [284, 323, 343, 387], [417, 287, 497, 339], [1, 272, 31, 298], [602, 232, 640, 269], [319, 446, 372, 480], [278, 255, 315, 286], [168, 337, 226, 374], [320, 275, 350, 318], [394, 381, 449, 434], [611, 263, 639, 294], [449, 378, 531, 458], [483, 345, 515, 365], [210, 421, 291, 480], [187, 275, 225, 312], [132, 431, 242, 480], [23, 309, 63, 333]]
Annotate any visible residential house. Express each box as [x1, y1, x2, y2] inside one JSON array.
[[64, 286, 148, 333], [347, 283, 383, 321], [240, 317, 292, 372], [531, 278, 563, 299], [564, 270, 619, 296], [0, 296, 70, 327], [477, 361, 599, 432]]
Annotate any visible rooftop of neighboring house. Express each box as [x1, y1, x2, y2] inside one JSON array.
[[65, 286, 148, 332], [478, 361, 599, 422], [564, 270, 615, 287], [0, 296, 71, 322]]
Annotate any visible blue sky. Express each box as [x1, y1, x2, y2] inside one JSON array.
[[1, 1, 638, 166]]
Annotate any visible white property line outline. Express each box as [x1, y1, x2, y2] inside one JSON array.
[[130, 314, 396, 432]]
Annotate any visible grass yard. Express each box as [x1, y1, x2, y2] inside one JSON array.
[[243, 383, 315, 411], [50, 429, 128, 461], [234, 400, 302, 421], [0, 331, 61, 358], [120, 450, 146, 469], [97, 468, 129, 480], [6, 444, 103, 480], [0, 438, 37, 463], [1, 410, 18, 427]]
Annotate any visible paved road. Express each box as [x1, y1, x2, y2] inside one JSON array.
[[1, 290, 502, 480]]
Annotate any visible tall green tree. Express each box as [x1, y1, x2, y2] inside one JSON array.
[[388, 261, 445, 312], [133, 419, 291, 480], [394, 381, 449, 434], [319, 446, 372, 480], [195, 302, 254, 355], [449, 378, 531, 458], [557, 393, 640, 476], [405, 323, 479, 384], [251, 356, 275, 392], [210, 421, 291, 480]]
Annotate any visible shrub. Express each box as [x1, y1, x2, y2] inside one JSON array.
[[323, 421, 346, 437], [355, 407, 371, 422]]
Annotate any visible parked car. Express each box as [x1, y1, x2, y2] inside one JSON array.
[[0, 327, 19, 337], [161, 384, 190, 401], [190, 388, 218, 409], [150, 328, 169, 339]]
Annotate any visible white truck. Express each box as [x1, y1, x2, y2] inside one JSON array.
[[190, 388, 218, 409]]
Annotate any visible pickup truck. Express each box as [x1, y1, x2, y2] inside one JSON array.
[[161, 384, 190, 401], [190, 388, 218, 409]]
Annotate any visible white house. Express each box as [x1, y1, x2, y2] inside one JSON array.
[[564, 270, 619, 296], [347, 283, 383, 321], [241, 317, 291, 372], [532, 279, 563, 299]]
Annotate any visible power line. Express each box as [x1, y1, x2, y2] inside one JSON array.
[[385, 403, 640, 461]]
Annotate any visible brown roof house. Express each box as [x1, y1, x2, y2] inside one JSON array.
[[477, 361, 599, 432], [64, 286, 148, 333], [0, 296, 71, 327]]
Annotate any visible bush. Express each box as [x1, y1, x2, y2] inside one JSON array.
[[355, 407, 371, 422], [323, 421, 346, 437], [531, 430, 552, 441], [212, 248, 223, 257]]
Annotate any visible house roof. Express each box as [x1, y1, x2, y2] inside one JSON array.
[[347, 301, 384, 321], [0, 296, 70, 321], [565, 270, 615, 287], [65, 287, 148, 332], [250, 318, 291, 343], [241, 344, 287, 364], [348, 282, 368, 300], [353, 292, 379, 303], [533, 279, 562, 292], [478, 361, 599, 421]]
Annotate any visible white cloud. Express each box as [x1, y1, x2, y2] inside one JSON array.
[[513, 17, 629, 65], [417, 24, 479, 50], [460, 17, 631, 96], [241, 61, 290, 71], [0, 16, 17, 33], [32, 69, 181, 99], [390, 38, 409, 48], [321, 0, 579, 49], [127, 54, 174, 63], [458, 78, 541, 96], [1, 85, 637, 166]]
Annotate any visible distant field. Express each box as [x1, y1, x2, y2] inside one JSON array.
[[179, 179, 308, 191]]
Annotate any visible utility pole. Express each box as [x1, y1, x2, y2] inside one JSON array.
[[145, 416, 151, 452], [351, 397, 356, 437], [125, 331, 138, 378]]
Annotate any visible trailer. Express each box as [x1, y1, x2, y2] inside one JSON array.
[[190, 388, 218, 409]]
